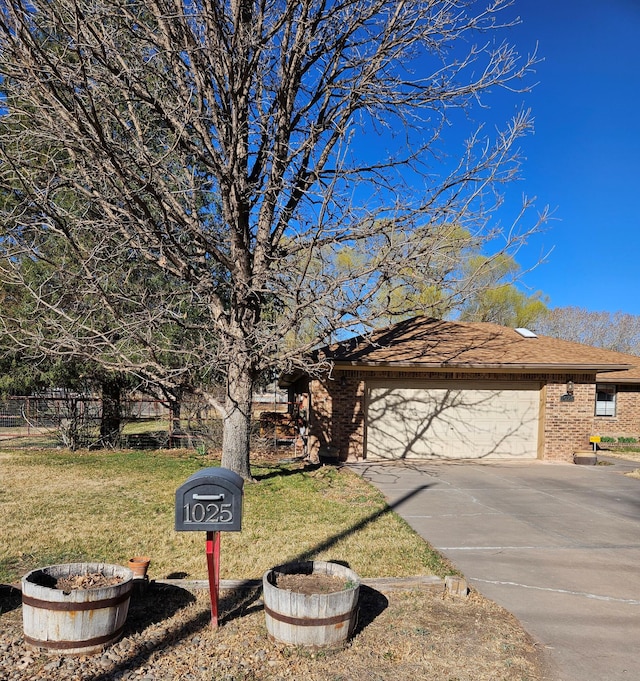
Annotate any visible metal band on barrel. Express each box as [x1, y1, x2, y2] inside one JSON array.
[[21, 591, 130, 611], [23, 624, 125, 651], [264, 604, 352, 627]]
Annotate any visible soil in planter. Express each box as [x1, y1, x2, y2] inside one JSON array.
[[32, 572, 124, 592], [275, 573, 348, 595]]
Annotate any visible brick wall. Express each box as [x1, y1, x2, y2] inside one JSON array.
[[541, 376, 596, 461], [308, 374, 365, 460], [591, 385, 640, 439], [307, 370, 640, 463]]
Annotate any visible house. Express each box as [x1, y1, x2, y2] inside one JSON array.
[[283, 316, 640, 463]]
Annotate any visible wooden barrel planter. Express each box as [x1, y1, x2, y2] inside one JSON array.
[[574, 451, 598, 465], [262, 560, 360, 648], [21, 562, 133, 655]]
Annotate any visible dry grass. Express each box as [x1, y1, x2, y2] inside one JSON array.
[[0, 419, 172, 451], [0, 448, 449, 584], [598, 449, 640, 462], [120, 419, 171, 434]]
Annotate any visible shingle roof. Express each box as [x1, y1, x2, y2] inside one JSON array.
[[321, 316, 639, 378], [595, 356, 640, 383]]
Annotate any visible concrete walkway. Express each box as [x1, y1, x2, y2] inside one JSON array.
[[352, 457, 640, 681]]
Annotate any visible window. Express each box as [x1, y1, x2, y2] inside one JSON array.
[[595, 385, 616, 417]]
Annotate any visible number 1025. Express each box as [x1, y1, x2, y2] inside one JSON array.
[[183, 501, 233, 524]]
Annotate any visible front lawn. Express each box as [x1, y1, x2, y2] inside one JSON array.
[[0, 448, 449, 584], [0, 448, 548, 681]]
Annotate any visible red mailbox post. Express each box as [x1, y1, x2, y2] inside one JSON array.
[[175, 467, 244, 627]]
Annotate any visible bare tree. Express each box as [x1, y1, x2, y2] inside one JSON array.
[[0, 0, 545, 478], [535, 307, 640, 355]]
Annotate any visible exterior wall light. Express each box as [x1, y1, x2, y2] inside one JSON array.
[[560, 380, 575, 403]]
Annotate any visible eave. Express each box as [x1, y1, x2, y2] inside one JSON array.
[[331, 361, 634, 374]]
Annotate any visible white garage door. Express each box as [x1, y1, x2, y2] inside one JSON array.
[[366, 380, 540, 460]]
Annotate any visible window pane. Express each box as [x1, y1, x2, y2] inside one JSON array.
[[595, 386, 616, 417]]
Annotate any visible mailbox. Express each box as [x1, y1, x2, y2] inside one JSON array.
[[175, 467, 244, 532]]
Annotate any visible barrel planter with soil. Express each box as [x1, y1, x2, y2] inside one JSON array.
[[574, 451, 598, 465], [262, 560, 360, 648], [21, 562, 134, 655]]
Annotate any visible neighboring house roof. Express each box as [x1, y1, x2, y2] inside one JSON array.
[[319, 316, 637, 376], [595, 357, 640, 384]]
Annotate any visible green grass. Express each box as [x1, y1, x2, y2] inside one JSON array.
[[0, 448, 450, 584], [120, 419, 171, 434]]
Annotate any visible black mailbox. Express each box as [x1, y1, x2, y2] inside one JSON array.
[[175, 467, 244, 532]]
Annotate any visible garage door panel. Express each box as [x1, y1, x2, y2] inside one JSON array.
[[366, 381, 539, 460], [367, 387, 450, 458]]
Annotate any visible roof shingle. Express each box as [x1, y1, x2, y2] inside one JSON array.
[[321, 316, 639, 377]]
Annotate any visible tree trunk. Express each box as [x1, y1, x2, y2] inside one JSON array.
[[221, 360, 254, 480], [169, 399, 182, 446], [100, 378, 121, 447], [59, 397, 80, 450]]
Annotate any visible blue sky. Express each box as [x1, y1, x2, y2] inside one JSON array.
[[3, 1, 637, 316], [488, 0, 640, 314]]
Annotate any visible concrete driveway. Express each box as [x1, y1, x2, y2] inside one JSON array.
[[352, 456, 640, 681]]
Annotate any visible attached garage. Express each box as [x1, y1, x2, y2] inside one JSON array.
[[286, 316, 639, 464], [366, 380, 541, 460]]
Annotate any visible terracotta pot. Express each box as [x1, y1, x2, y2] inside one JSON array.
[[127, 556, 151, 579]]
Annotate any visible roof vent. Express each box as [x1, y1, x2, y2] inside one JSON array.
[[515, 327, 537, 338]]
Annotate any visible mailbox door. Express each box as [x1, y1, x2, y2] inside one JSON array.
[[175, 468, 243, 532]]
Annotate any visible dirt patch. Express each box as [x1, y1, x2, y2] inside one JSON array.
[[275, 572, 348, 595]]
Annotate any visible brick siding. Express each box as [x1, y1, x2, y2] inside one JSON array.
[[542, 376, 595, 461], [591, 384, 640, 439]]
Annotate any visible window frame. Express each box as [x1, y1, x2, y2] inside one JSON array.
[[595, 384, 616, 417]]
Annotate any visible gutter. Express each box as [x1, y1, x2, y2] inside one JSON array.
[[330, 361, 634, 374]]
